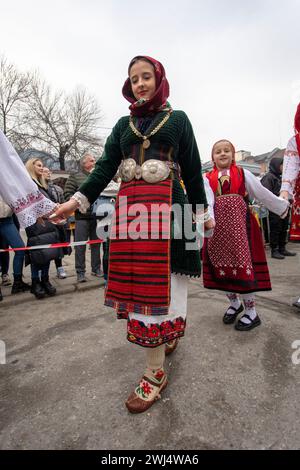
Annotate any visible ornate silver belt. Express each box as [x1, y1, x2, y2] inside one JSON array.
[[119, 158, 177, 183]]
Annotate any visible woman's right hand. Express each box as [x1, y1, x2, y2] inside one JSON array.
[[48, 198, 79, 224], [279, 190, 289, 201]]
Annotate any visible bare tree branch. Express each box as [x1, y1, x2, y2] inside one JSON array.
[[0, 55, 32, 147]]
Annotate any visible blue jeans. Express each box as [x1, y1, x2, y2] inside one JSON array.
[[0, 238, 9, 275], [31, 262, 50, 280], [0, 217, 25, 276]]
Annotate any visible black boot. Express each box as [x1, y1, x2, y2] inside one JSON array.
[[279, 247, 297, 257], [30, 279, 46, 299], [11, 275, 31, 294], [0, 287, 3, 301], [271, 249, 285, 259], [41, 276, 56, 296]]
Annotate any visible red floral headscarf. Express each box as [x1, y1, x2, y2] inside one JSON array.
[[207, 139, 243, 194], [122, 55, 170, 117]]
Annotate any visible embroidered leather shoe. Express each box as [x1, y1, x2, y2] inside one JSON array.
[[235, 314, 261, 331], [125, 369, 168, 414], [223, 303, 244, 324]]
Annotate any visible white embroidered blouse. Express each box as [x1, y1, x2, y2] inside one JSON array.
[[204, 169, 289, 220], [280, 136, 300, 197]]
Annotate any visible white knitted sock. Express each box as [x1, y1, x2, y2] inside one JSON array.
[[226, 292, 242, 314], [146, 345, 165, 377], [240, 293, 257, 324]]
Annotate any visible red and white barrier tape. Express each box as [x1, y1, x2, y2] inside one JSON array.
[[0, 239, 103, 253]]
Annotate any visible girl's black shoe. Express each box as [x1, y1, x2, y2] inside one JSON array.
[[223, 303, 244, 324], [235, 314, 261, 331]]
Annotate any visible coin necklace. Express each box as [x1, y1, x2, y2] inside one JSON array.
[[129, 111, 172, 149]]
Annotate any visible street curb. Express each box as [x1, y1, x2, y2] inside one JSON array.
[[0, 279, 105, 309]]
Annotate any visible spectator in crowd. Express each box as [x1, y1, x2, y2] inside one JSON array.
[[43, 167, 68, 279], [0, 236, 11, 286], [64, 154, 102, 282], [0, 196, 31, 296], [0, 129, 57, 301], [92, 175, 120, 286], [25, 158, 62, 299], [261, 157, 296, 259]]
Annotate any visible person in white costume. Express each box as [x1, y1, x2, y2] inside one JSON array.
[[0, 130, 55, 228], [280, 103, 300, 309]]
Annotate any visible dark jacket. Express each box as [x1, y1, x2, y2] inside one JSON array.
[[25, 182, 62, 266], [47, 181, 69, 254], [47, 182, 64, 204], [260, 157, 283, 197], [64, 170, 95, 220]]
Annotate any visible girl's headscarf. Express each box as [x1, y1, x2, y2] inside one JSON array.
[[207, 139, 243, 194], [122, 55, 170, 117]]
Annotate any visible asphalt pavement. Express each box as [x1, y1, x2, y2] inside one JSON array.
[[0, 242, 299, 450]]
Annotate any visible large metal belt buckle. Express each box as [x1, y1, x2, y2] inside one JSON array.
[[119, 158, 137, 182], [141, 159, 170, 183], [120, 158, 170, 183]]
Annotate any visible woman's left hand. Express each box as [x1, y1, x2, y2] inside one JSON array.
[[204, 218, 215, 231]]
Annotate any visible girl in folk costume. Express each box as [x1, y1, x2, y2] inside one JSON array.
[[50, 55, 213, 413], [0, 130, 56, 228], [203, 140, 289, 331], [280, 102, 300, 309]]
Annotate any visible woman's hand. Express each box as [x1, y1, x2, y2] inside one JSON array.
[[48, 199, 79, 224], [279, 190, 289, 201], [204, 218, 215, 231]]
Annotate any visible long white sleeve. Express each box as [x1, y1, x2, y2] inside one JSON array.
[[203, 175, 215, 220], [280, 136, 300, 196], [244, 169, 289, 216], [0, 130, 56, 227]]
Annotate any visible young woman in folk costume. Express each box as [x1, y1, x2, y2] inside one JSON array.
[[50, 55, 213, 413], [202, 140, 289, 331], [280, 102, 300, 309]]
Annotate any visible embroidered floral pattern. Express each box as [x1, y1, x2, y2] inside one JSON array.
[[136, 380, 153, 399], [154, 369, 165, 381], [127, 316, 185, 347], [227, 293, 239, 301], [134, 369, 165, 402], [12, 189, 45, 213], [11, 191, 56, 228], [244, 299, 255, 309], [207, 194, 255, 282]]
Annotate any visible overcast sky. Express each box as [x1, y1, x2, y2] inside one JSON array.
[[1, 0, 300, 161]]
